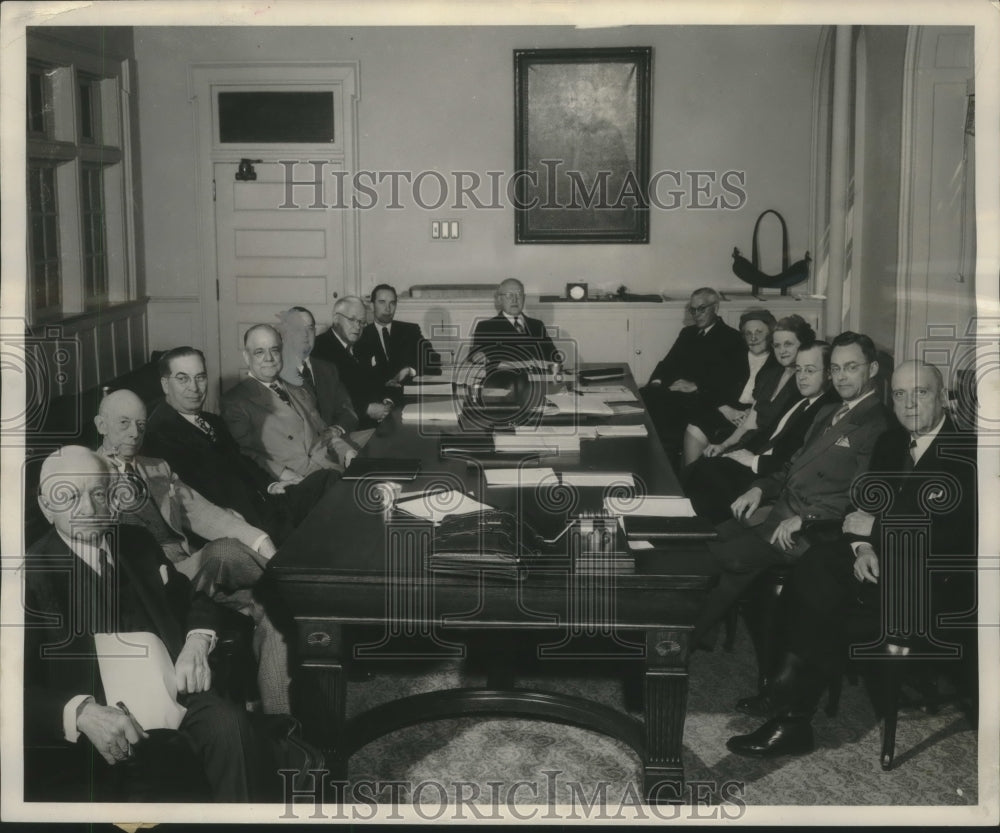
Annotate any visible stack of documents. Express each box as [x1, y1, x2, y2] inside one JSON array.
[[484, 467, 558, 488], [595, 424, 648, 438], [603, 495, 697, 517], [494, 433, 580, 454], [401, 399, 462, 424], [404, 380, 454, 396], [545, 392, 614, 416], [514, 424, 598, 440], [559, 472, 635, 488], [574, 384, 638, 402]]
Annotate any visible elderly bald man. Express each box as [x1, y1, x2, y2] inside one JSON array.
[[312, 295, 398, 427], [95, 389, 290, 715], [23, 446, 278, 802], [726, 360, 977, 759]]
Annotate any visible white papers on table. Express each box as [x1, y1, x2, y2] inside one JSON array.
[[595, 424, 648, 438], [395, 489, 494, 524], [574, 384, 638, 402], [404, 381, 454, 396], [608, 403, 645, 416], [494, 434, 580, 454], [603, 494, 697, 517], [484, 467, 558, 488], [529, 370, 576, 382], [412, 374, 453, 384], [95, 632, 187, 731], [400, 398, 461, 424], [515, 424, 599, 440], [545, 392, 614, 416], [627, 539, 656, 551], [559, 471, 635, 488]]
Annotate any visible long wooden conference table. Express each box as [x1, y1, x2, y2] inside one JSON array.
[[265, 366, 717, 803]]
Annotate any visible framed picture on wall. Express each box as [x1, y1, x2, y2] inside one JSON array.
[[514, 47, 652, 244]]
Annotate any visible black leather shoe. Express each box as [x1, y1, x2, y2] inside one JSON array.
[[726, 717, 815, 758]]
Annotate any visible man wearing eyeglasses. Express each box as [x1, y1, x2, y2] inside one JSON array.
[[470, 278, 557, 364], [640, 287, 746, 464], [691, 331, 891, 650], [313, 295, 398, 427], [145, 346, 337, 545]]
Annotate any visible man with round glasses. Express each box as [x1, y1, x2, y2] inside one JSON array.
[[640, 287, 746, 465]]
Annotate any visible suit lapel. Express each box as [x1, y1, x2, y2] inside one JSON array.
[[793, 395, 880, 468]]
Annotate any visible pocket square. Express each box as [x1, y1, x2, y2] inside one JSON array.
[[834, 435, 851, 448], [159, 564, 170, 585], [371, 356, 377, 367]]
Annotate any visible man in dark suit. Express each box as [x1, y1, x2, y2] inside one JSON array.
[[277, 307, 359, 432], [312, 296, 397, 427], [470, 278, 557, 365], [640, 287, 747, 461], [223, 324, 357, 481], [685, 341, 838, 522], [23, 446, 277, 802], [356, 284, 440, 384], [727, 360, 977, 757], [691, 331, 892, 645], [144, 346, 336, 545]]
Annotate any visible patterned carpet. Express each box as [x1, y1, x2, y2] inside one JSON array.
[[343, 622, 981, 812]]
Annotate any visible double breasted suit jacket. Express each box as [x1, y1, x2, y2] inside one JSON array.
[[357, 319, 437, 382], [144, 403, 276, 533], [222, 377, 340, 480], [23, 526, 217, 745], [312, 330, 390, 420], [755, 392, 892, 527], [470, 313, 558, 364]]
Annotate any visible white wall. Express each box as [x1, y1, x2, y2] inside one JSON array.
[[134, 25, 821, 355]]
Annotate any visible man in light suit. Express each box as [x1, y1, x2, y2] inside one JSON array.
[[96, 389, 290, 714], [313, 296, 398, 428], [24, 446, 277, 802], [692, 331, 892, 645], [470, 278, 557, 365], [726, 361, 977, 757], [144, 346, 337, 545], [356, 284, 440, 384], [277, 306, 359, 432], [223, 324, 357, 482]]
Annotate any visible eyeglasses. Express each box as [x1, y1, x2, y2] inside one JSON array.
[[337, 313, 366, 326], [892, 388, 933, 401], [250, 347, 282, 359], [168, 373, 208, 387], [795, 365, 822, 375], [688, 303, 716, 315], [499, 292, 524, 301]]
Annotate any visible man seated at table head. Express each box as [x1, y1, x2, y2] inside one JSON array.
[[24, 445, 278, 802], [640, 287, 746, 462], [470, 278, 558, 365], [356, 283, 441, 385], [277, 305, 360, 433], [725, 359, 977, 758], [223, 323, 357, 482], [95, 388, 291, 714], [690, 330, 891, 649], [312, 295, 398, 426], [144, 345, 339, 546]]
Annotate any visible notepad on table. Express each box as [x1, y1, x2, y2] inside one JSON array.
[[559, 471, 635, 488], [484, 467, 557, 488], [401, 399, 461, 424], [603, 494, 697, 517], [404, 381, 454, 396], [595, 424, 648, 438], [395, 489, 494, 524]]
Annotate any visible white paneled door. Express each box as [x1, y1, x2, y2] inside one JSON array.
[[214, 160, 350, 389]]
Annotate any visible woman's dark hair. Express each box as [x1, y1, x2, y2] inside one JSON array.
[[773, 314, 816, 348]]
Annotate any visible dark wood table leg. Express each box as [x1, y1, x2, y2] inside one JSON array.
[[293, 619, 348, 780], [643, 628, 690, 804]]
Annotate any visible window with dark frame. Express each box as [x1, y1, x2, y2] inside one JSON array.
[[80, 164, 108, 308], [27, 64, 52, 137], [27, 163, 62, 319]]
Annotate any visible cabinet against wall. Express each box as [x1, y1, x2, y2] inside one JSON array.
[[399, 295, 823, 384]]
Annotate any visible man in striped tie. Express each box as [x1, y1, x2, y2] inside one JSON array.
[[470, 278, 557, 365], [691, 331, 892, 648]]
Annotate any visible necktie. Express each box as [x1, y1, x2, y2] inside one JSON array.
[[96, 547, 116, 632], [380, 326, 391, 362], [194, 413, 217, 442], [270, 381, 292, 406], [300, 362, 315, 391], [513, 317, 526, 335], [830, 403, 850, 427], [902, 439, 918, 472], [117, 464, 185, 550]]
